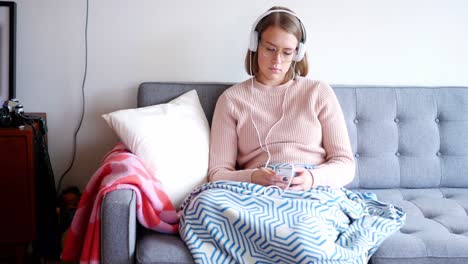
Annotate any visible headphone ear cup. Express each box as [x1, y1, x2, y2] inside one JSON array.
[[294, 42, 306, 62], [249, 30, 259, 52]]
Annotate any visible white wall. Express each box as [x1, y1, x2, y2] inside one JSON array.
[[9, 0, 468, 191]]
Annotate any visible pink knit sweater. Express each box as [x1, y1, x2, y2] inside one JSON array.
[[208, 76, 355, 188]]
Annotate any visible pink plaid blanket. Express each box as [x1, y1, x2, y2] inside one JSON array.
[[61, 143, 179, 263]]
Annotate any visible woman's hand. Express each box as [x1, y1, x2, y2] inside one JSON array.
[[251, 168, 292, 189], [288, 168, 314, 191]]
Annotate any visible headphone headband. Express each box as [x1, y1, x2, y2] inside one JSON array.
[[248, 9, 307, 62]]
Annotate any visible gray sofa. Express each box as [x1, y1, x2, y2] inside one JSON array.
[[101, 82, 468, 264]]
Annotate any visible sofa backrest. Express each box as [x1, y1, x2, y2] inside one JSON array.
[[139, 82, 468, 189]]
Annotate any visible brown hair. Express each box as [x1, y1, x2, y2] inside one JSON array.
[[244, 6, 309, 80]]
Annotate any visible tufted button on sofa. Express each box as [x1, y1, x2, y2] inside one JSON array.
[[101, 84, 468, 264]]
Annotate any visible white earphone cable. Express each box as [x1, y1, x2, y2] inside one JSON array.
[[249, 51, 297, 196]]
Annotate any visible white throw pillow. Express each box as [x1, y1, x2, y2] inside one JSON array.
[[102, 90, 209, 208]]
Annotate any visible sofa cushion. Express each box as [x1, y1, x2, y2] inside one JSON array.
[[334, 87, 468, 189], [355, 188, 468, 264], [136, 229, 193, 264]]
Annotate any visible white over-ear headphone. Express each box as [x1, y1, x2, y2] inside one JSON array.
[[248, 9, 307, 62]]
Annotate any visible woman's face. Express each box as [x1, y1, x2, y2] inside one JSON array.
[[256, 26, 298, 87]]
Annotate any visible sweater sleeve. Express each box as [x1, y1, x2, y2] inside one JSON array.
[[208, 93, 257, 182], [311, 82, 355, 188]]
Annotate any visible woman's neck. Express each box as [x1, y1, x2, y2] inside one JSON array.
[[255, 76, 288, 87]]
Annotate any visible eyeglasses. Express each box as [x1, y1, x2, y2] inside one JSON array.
[[259, 42, 297, 62]]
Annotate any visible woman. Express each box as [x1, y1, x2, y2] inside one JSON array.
[[180, 7, 405, 264], [208, 6, 355, 191]]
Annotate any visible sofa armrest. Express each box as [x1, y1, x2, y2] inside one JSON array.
[[101, 189, 137, 264]]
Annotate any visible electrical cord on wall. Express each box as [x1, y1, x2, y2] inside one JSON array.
[[56, 0, 89, 195]]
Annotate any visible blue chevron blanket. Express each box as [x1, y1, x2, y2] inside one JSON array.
[[179, 181, 406, 264]]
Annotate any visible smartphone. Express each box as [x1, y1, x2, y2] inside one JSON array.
[[276, 167, 298, 178]]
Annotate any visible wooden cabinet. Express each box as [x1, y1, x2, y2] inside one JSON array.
[[0, 113, 46, 263], [0, 126, 36, 241]]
